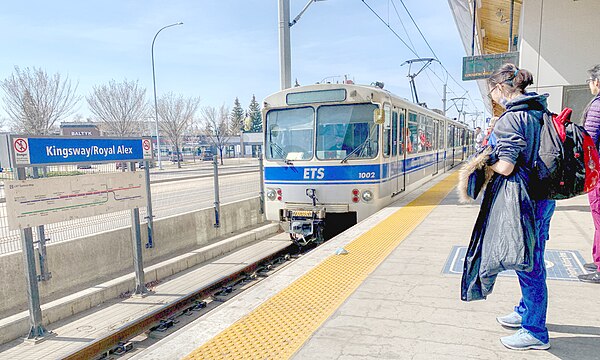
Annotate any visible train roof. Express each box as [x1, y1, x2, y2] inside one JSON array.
[[263, 83, 466, 127]]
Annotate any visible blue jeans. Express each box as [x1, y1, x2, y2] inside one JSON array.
[[514, 199, 556, 343]]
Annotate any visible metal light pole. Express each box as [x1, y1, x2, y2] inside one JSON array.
[[151, 22, 183, 170]]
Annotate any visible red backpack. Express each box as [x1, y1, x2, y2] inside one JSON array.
[[536, 108, 600, 199]]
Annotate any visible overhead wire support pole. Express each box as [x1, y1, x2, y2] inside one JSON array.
[[471, 0, 477, 56], [400, 58, 438, 105], [279, 0, 325, 90]]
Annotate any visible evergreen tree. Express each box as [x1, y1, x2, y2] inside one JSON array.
[[247, 94, 262, 132], [230, 97, 245, 132]]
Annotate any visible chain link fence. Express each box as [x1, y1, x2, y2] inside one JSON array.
[[0, 158, 261, 255]]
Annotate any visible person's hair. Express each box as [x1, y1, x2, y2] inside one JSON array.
[[487, 63, 534, 95], [588, 64, 600, 81]]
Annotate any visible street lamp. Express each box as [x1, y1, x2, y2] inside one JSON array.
[[151, 22, 183, 170]]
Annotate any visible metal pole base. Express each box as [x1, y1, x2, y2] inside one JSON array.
[[132, 286, 150, 298], [24, 327, 55, 344]]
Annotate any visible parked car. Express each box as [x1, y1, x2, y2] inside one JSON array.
[[116, 161, 153, 170], [202, 152, 214, 161], [169, 153, 183, 162], [76, 163, 92, 169]]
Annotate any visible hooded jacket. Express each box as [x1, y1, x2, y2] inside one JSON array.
[[461, 93, 548, 301]]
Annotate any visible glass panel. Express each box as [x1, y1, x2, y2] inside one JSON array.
[[408, 112, 418, 154], [316, 103, 378, 160], [383, 104, 391, 157], [287, 89, 346, 105], [438, 121, 445, 149], [425, 117, 434, 152], [392, 111, 398, 156], [265, 107, 314, 160], [399, 111, 405, 155], [417, 114, 426, 153]]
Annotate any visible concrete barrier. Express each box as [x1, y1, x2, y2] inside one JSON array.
[[0, 197, 269, 325]]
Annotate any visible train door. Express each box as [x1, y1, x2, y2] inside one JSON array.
[[394, 108, 406, 194], [432, 119, 439, 175], [448, 124, 455, 168]]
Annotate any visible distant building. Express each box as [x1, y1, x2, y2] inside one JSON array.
[[60, 122, 101, 137]]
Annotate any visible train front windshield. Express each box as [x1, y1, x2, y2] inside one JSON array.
[[265, 103, 378, 161]]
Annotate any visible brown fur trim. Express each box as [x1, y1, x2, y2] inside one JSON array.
[[457, 147, 495, 204]]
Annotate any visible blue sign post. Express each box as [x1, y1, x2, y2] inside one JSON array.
[[10, 136, 153, 167]]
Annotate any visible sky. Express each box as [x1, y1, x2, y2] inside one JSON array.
[[0, 0, 486, 130]]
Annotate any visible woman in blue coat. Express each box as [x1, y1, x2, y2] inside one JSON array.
[[461, 63, 556, 350]]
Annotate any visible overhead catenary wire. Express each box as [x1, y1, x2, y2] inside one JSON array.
[[395, 0, 479, 108], [361, 0, 482, 116]]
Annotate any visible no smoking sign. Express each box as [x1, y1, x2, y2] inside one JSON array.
[[142, 139, 152, 159]]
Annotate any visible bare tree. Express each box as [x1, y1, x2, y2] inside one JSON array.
[[0, 66, 80, 135], [157, 92, 200, 168], [200, 105, 233, 165], [86, 79, 149, 137]]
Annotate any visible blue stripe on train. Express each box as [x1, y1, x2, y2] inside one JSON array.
[[264, 152, 445, 184]]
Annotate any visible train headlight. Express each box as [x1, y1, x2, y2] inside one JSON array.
[[266, 188, 277, 201], [361, 190, 373, 202]]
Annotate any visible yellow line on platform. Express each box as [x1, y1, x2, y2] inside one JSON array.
[[185, 172, 458, 360]]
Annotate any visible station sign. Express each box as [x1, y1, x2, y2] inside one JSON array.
[[9, 136, 153, 167], [462, 52, 520, 81]]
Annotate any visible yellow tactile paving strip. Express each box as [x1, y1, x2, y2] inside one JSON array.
[[185, 173, 458, 360]]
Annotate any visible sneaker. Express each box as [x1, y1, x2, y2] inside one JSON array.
[[500, 329, 550, 350], [578, 271, 600, 284], [496, 311, 522, 328], [583, 262, 599, 272]]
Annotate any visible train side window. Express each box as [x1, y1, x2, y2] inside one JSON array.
[[432, 119, 438, 151], [417, 114, 426, 153], [391, 111, 398, 156], [383, 104, 392, 157], [438, 121, 445, 150], [398, 110, 405, 155], [408, 112, 418, 154], [425, 117, 433, 152]]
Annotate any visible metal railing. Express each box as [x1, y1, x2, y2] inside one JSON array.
[[0, 158, 262, 255]]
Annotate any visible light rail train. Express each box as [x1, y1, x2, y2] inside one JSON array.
[[261, 83, 473, 245]]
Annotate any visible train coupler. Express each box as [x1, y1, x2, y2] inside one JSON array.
[[285, 209, 325, 246]]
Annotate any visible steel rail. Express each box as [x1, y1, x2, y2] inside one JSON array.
[[63, 244, 293, 360]]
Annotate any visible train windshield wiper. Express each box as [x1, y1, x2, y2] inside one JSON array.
[[341, 124, 377, 163], [269, 142, 287, 159], [341, 140, 368, 163]]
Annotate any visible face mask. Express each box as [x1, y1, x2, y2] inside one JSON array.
[[498, 97, 508, 108]]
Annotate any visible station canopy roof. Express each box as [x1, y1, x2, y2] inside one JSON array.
[[448, 0, 523, 115]]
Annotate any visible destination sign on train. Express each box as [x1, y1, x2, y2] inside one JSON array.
[[10, 136, 153, 166]]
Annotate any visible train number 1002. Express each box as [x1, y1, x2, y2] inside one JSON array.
[[358, 172, 376, 179]]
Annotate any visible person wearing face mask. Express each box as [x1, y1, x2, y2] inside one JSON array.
[[579, 64, 600, 284], [461, 63, 556, 350]]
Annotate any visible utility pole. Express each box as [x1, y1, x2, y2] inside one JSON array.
[[442, 83, 447, 116], [278, 0, 291, 90], [400, 58, 438, 106], [278, 0, 326, 90]]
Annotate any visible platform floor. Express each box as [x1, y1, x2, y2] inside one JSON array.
[[135, 171, 600, 360], [0, 236, 291, 360]]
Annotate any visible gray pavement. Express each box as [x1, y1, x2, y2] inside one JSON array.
[[133, 172, 600, 359], [293, 181, 599, 359]]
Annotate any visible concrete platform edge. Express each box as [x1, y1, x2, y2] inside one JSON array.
[[0, 222, 281, 345]]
